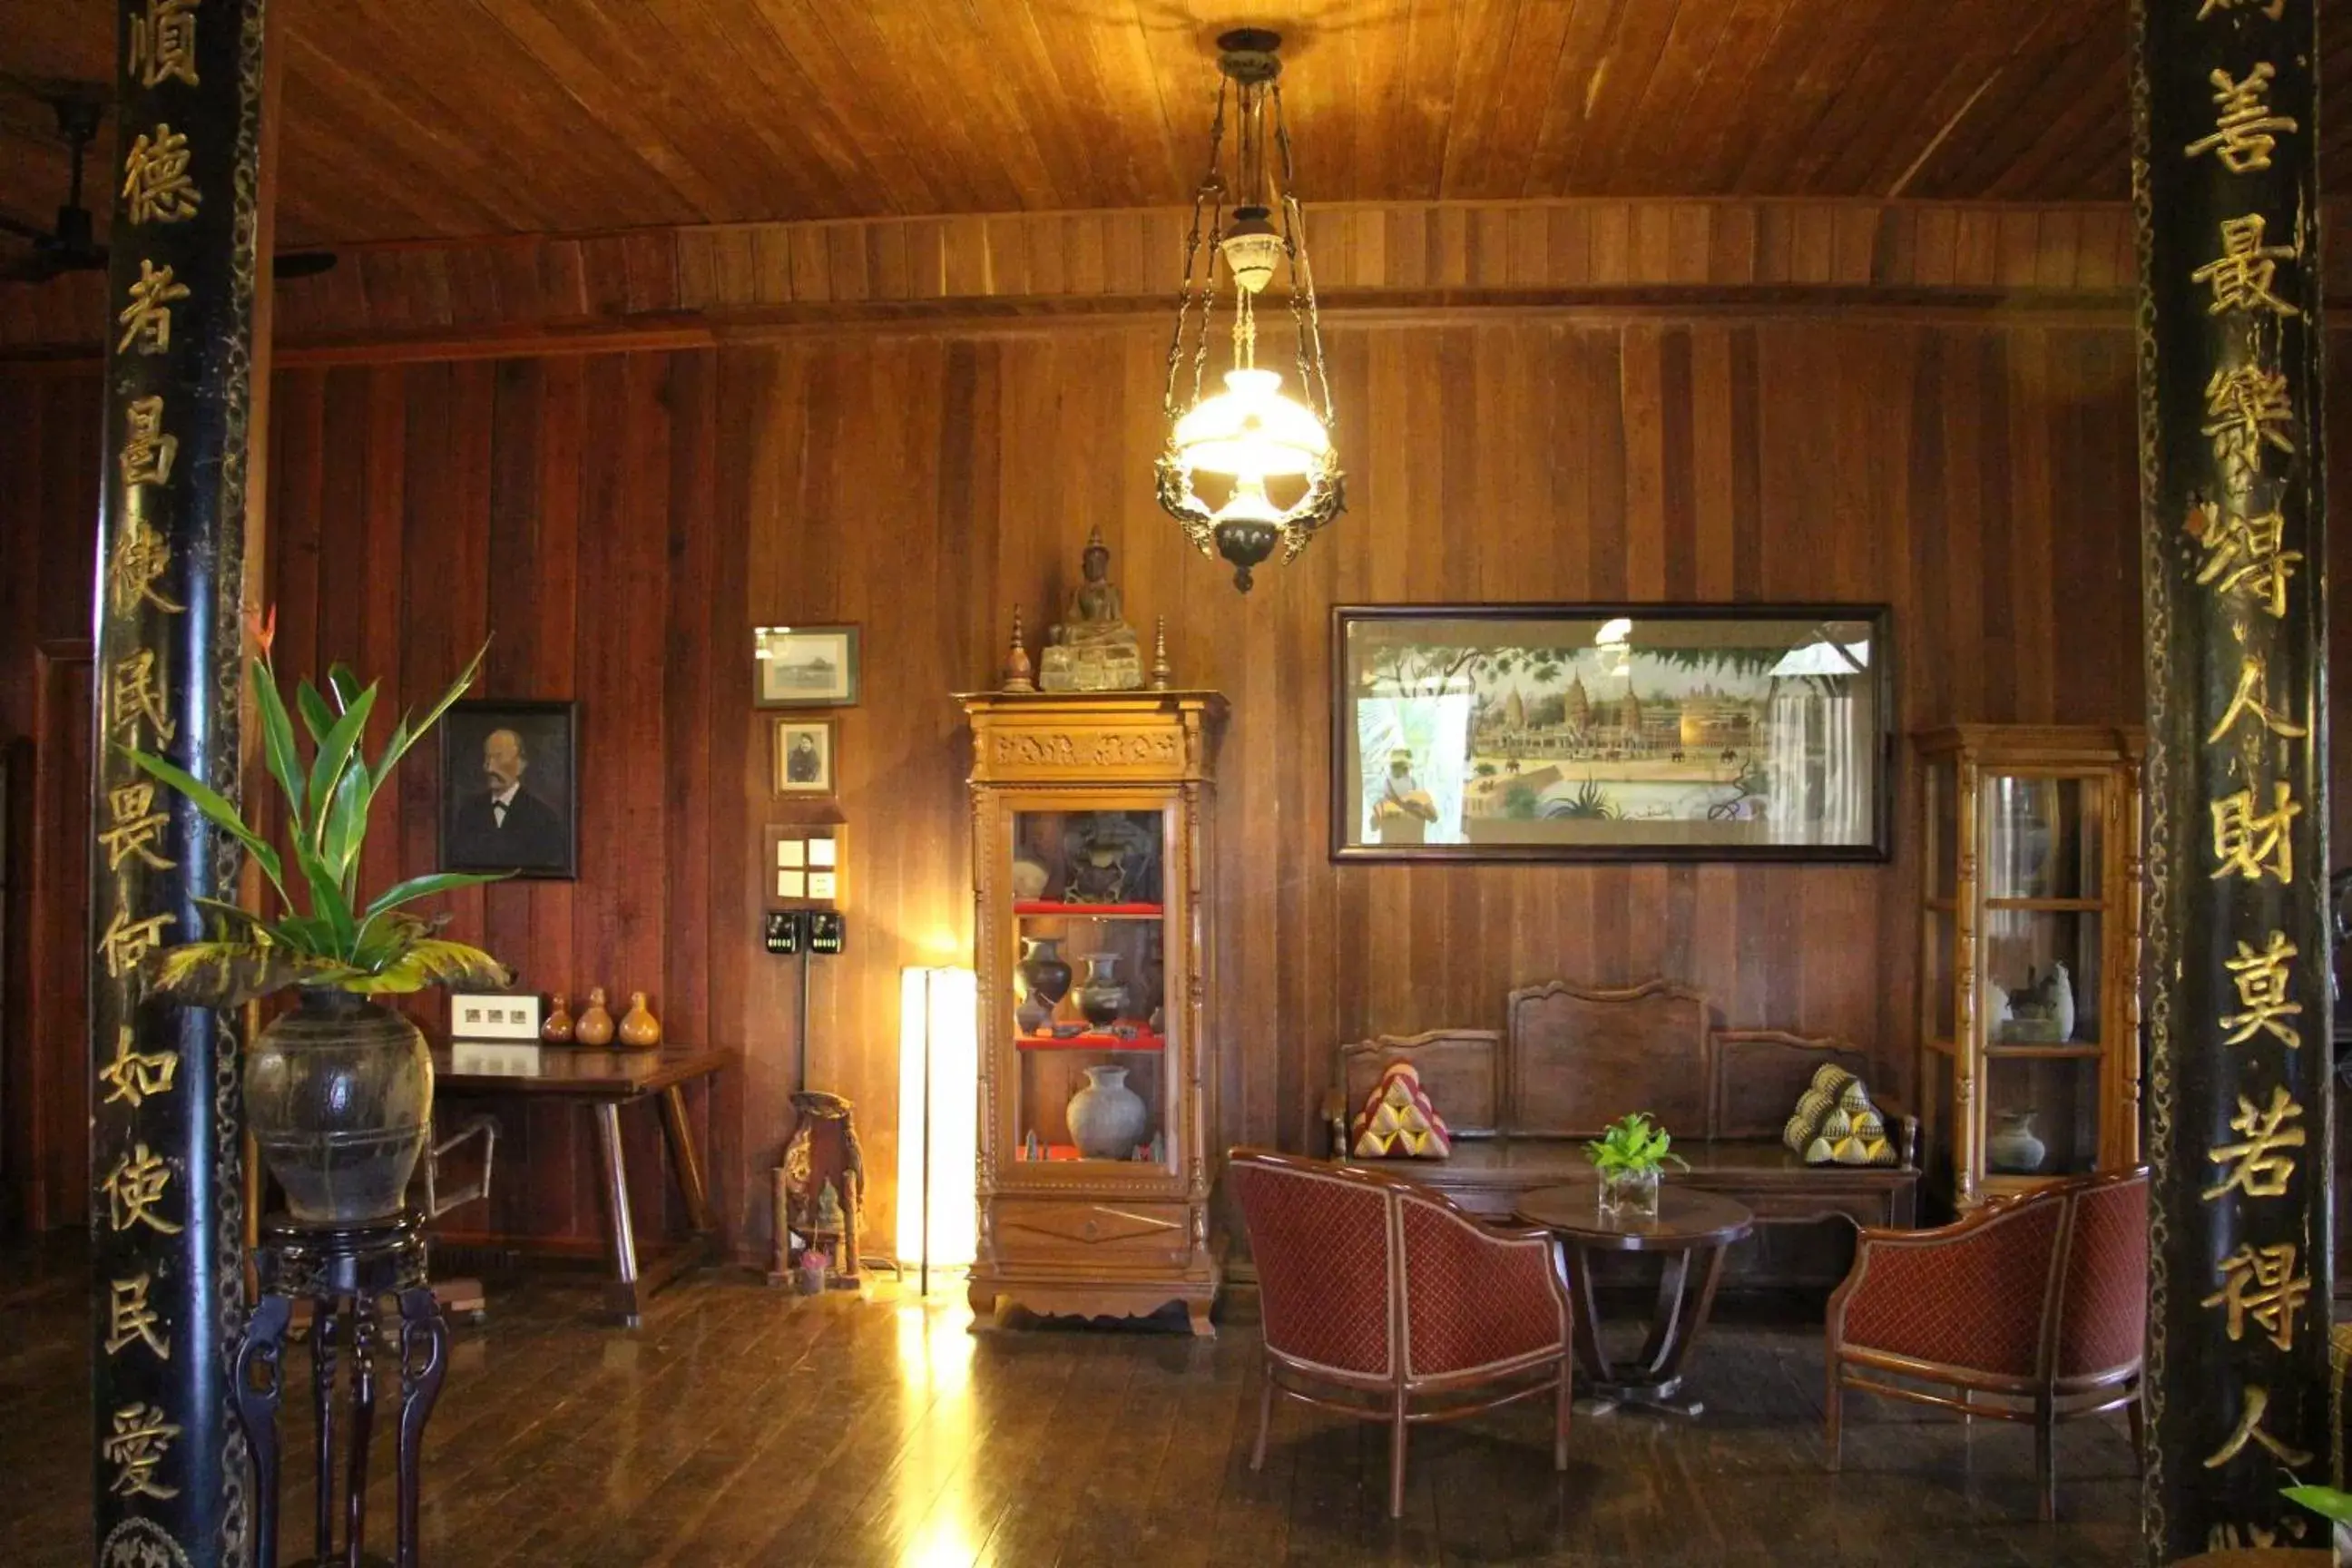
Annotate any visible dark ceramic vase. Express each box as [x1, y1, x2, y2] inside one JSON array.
[[245, 989, 434, 1225], [1076, 952, 1127, 1029], [1017, 937, 1073, 1009]]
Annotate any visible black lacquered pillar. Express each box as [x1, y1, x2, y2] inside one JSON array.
[[89, 1, 272, 1563], [2131, 0, 2333, 1558]]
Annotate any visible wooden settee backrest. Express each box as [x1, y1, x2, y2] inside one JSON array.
[[1505, 978, 1709, 1138], [1337, 980, 1879, 1142], [1710, 1028, 1877, 1140]]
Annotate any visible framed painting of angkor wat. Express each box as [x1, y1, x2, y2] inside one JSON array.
[[1331, 604, 1895, 863]]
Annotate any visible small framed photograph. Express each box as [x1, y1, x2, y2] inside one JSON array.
[[755, 624, 860, 708], [772, 718, 838, 797], [450, 991, 544, 1042], [438, 701, 579, 879]]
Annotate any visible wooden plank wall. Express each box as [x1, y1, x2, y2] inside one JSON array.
[[0, 376, 98, 1233], [5, 309, 2199, 1260], [14, 210, 2352, 1253]]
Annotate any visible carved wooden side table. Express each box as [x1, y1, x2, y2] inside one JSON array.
[[1514, 1182, 1755, 1417], [230, 1210, 449, 1568]]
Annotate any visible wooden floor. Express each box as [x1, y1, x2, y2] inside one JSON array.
[[0, 1242, 2144, 1567]]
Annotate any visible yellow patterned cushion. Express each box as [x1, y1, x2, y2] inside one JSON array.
[[1786, 1069, 1896, 1167]]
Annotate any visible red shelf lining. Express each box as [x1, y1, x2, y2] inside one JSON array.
[[1013, 901, 1164, 917], [1014, 1031, 1168, 1053], [1019, 1144, 1158, 1162]]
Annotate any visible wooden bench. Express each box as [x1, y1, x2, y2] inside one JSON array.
[[1327, 980, 1920, 1289]]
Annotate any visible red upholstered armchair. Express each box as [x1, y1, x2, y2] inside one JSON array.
[[1228, 1148, 1573, 1518], [1825, 1167, 2148, 1519]]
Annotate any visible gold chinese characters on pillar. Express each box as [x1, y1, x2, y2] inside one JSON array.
[[92, 0, 273, 1555], [2132, 0, 2332, 1556]]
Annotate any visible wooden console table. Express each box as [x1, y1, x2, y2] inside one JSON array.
[[431, 1046, 731, 1327]]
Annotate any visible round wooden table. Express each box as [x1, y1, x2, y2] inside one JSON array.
[[1514, 1183, 1755, 1416]]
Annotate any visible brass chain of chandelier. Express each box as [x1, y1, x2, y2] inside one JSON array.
[[1155, 30, 1343, 593]]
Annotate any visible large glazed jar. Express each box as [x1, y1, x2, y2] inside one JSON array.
[[244, 989, 434, 1224]]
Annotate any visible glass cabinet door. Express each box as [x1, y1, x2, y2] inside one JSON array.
[[1975, 771, 2110, 1181], [1005, 807, 1174, 1168]]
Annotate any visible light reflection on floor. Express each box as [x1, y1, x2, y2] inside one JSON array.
[[890, 1277, 984, 1566]]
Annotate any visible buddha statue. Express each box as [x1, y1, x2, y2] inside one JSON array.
[[1039, 525, 1143, 691]]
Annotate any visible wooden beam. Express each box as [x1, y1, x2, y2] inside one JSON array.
[[0, 195, 2191, 358]]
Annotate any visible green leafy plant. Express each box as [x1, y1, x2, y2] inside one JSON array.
[[1546, 776, 1619, 820], [121, 612, 511, 1007], [1584, 1112, 1690, 1178], [2284, 1481, 2352, 1527]]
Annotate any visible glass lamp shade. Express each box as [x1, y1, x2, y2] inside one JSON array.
[[1219, 209, 1282, 294], [1169, 368, 1330, 480]]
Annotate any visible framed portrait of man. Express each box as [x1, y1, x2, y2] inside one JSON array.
[[438, 700, 580, 879]]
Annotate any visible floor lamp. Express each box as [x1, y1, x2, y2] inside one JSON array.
[[897, 965, 978, 1295]]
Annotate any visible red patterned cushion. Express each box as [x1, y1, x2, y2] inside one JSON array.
[[1351, 1063, 1453, 1159], [1230, 1159, 1395, 1376], [1838, 1195, 2063, 1377], [2056, 1177, 2148, 1378], [1398, 1192, 1567, 1377]]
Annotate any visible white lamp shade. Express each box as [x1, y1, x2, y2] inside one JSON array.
[[1170, 368, 1331, 479], [897, 965, 979, 1275]]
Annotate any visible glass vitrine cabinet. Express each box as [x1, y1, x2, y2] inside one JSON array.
[[959, 690, 1224, 1334], [1916, 726, 2145, 1210]]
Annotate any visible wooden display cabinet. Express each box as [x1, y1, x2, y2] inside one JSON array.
[[1916, 725, 2145, 1211], [959, 690, 1225, 1334]]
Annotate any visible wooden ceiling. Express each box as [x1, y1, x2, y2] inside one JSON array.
[[5, 1, 2352, 250]]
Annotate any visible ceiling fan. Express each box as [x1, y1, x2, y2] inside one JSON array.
[[0, 89, 337, 285]]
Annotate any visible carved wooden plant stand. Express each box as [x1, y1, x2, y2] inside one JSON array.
[[231, 1210, 449, 1568]]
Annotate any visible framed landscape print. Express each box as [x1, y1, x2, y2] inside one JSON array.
[[1331, 604, 1894, 862], [754, 624, 860, 707], [438, 700, 580, 879]]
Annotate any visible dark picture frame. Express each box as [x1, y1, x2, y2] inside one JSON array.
[[1331, 604, 1895, 864], [437, 700, 580, 880], [771, 717, 838, 797], [754, 624, 861, 708]]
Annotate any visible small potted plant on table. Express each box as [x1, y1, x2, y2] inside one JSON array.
[[1585, 1112, 1689, 1224]]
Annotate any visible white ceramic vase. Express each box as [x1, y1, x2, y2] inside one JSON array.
[[2047, 961, 2076, 1043]]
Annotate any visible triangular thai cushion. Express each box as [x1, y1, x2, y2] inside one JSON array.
[[1784, 1068, 1896, 1167], [1351, 1062, 1453, 1159]]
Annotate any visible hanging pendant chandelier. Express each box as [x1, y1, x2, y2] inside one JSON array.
[[1155, 29, 1343, 593]]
